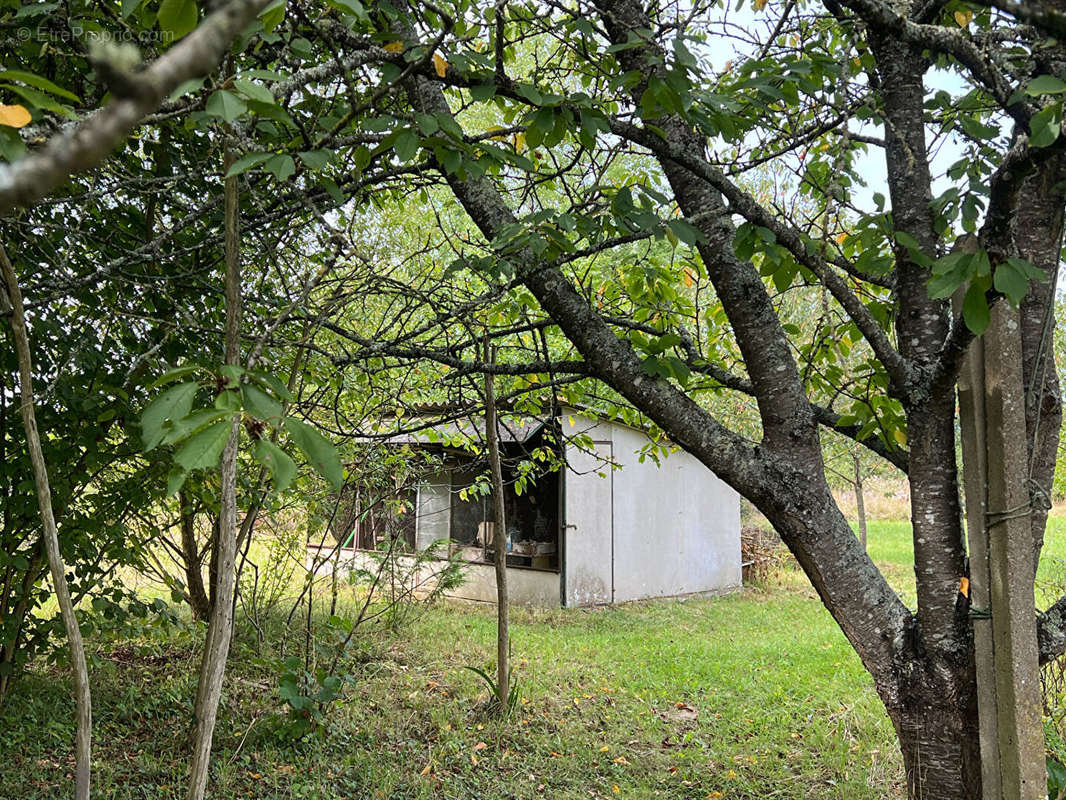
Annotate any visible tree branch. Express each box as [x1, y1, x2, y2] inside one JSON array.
[[0, 0, 274, 214]]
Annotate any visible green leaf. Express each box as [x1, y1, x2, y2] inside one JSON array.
[[1029, 104, 1062, 148], [0, 71, 79, 102], [242, 384, 283, 421], [959, 116, 999, 141], [148, 364, 201, 390], [173, 419, 233, 471], [214, 390, 241, 412], [283, 418, 343, 489], [220, 364, 244, 387], [141, 382, 198, 450], [894, 230, 932, 268], [166, 467, 188, 496], [265, 154, 296, 181], [0, 127, 27, 163], [248, 370, 293, 402], [259, 0, 286, 31], [168, 77, 204, 101], [254, 439, 297, 492], [1026, 75, 1066, 96], [158, 0, 198, 41], [393, 129, 420, 162], [0, 84, 74, 118], [225, 151, 272, 177], [927, 271, 962, 300], [205, 90, 247, 123], [234, 78, 274, 105], [160, 409, 231, 446], [962, 282, 990, 335], [666, 219, 703, 246], [298, 150, 333, 170], [327, 0, 366, 20], [993, 260, 1029, 305], [1006, 256, 1047, 282]]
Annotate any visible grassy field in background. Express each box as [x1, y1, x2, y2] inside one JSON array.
[[4, 511, 1066, 799]]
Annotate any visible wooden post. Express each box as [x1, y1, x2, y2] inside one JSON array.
[[957, 296, 1003, 800], [984, 301, 1046, 799], [852, 454, 867, 550], [958, 290, 1046, 800]]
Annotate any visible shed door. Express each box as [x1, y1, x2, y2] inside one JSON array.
[[563, 442, 614, 606]]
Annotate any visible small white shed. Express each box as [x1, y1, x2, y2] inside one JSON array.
[[310, 408, 741, 607]]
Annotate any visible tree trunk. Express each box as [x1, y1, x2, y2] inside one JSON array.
[[891, 688, 983, 800], [186, 141, 242, 800], [0, 242, 93, 800], [179, 491, 211, 622], [483, 342, 510, 709]]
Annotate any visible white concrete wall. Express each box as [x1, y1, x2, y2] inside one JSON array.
[[562, 417, 614, 606], [560, 411, 741, 606], [305, 546, 559, 607], [446, 562, 560, 606], [608, 423, 741, 602]]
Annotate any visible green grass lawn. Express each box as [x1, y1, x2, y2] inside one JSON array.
[[5, 512, 1066, 800]]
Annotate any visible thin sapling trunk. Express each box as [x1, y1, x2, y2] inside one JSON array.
[[0, 242, 92, 800], [186, 142, 242, 800], [482, 343, 510, 709]]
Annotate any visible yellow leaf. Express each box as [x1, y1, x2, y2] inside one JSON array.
[[599, 745, 610, 752], [683, 267, 695, 288], [959, 576, 970, 598], [613, 785, 621, 795], [892, 428, 908, 447], [954, 9, 972, 27], [836, 232, 847, 245], [420, 763, 432, 776], [613, 756, 630, 765], [0, 104, 31, 129], [385, 41, 404, 53], [470, 754, 479, 765], [754, 0, 768, 9], [514, 131, 526, 153], [473, 741, 488, 751], [433, 52, 448, 77]]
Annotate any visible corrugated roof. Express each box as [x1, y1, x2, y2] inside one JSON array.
[[382, 415, 546, 446]]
